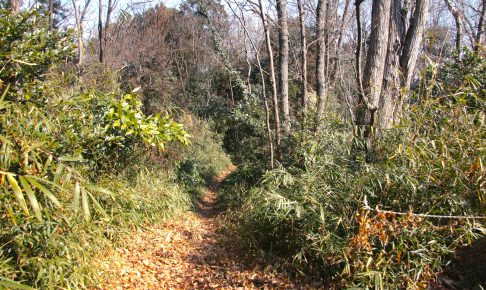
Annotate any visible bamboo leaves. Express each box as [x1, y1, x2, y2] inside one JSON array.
[[1, 171, 109, 222], [25, 176, 61, 208], [0, 277, 35, 290], [19, 176, 42, 221], [5, 173, 29, 216]]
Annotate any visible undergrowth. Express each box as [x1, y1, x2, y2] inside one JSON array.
[[220, 51, 486, 289], [0, 8, 230, 289]]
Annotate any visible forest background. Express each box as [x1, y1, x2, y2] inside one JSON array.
[[0, 0, 485, 288]]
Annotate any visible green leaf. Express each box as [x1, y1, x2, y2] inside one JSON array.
[[19, 176, 43, 222], [0, 83, 10, 103], [4, 204, 17, 225], [0, 277, 35, 290], [59, 155, 83, 162], [81, 188, 90, 222], [73, 182, 80, 213], [25, 176, 61, 208], [53, 163, 63, 183], [84, 183, 115, 201], [6, 173, 29, 216], [87, 191, 108, 218]]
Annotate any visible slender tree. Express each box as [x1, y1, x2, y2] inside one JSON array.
[[315, 0, 328, 131], [49, 0, 54, 30], [72, 0, 92, 64], [104, 0, 114, 64], [297, 0, 308, 121], [226, 0, 275, 168], [8, 0, 19, 12], [444, 0, 464, 52], [98, 0, 104, 63], [331, 0, 351, 84], [277, 0, 290, 134], [475, 0, 486, 51], [257, 0, 281, 151]]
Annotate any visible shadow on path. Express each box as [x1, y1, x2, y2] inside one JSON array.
[[102, 164, 320, 289], [193, 164, 236, 218]]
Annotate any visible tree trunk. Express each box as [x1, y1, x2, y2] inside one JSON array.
[[258, 0, 281, 151], [98, 0, 104, 64], [399, 0, 429, 90], [455, 237, 486, 283], [297, 0, 308, 122], [377, 0, 429, 128], [353, 0, 391, 127], [277, 0, 290, 134], [475, 0, 486, 52], [444, 0, 463, 53], [8, 0, 19, 13], [104, 0, 114, 65], [48, 0, 53, 30], [331, 0, 351, 83], [378, 0, 404, 128], [315, 0, 328, 131]]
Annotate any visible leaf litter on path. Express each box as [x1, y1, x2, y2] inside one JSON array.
[[100, 166, 316, 289]]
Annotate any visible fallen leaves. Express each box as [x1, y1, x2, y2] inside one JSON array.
[[99, 167, 311, 289]]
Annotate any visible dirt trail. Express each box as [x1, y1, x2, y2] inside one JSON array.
[[102, 165, 305, 289]]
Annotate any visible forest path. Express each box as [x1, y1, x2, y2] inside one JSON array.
[[102, 165, 303, 289]]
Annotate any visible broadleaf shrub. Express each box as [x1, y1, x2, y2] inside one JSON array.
[[0, 7, 207, 288]]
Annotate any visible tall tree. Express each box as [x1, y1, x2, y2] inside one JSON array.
[[331, 0, 351, 84], [72, 0, 92, 64], [297, 0, 308, 121], [475, 0, 486, 51], [444, 0, 464, 52], [97, 0, 116, 64], [104, 0, 114, 64], [49, 0, 54, 30], [277, 0, 290, 134], [226, 0, 275, 168], [315, 0, 328, 131], [98, 0, 104, 63], [258, 0, 281, 151], [8, 0, 19, 12], [353, 0, 429, 130]]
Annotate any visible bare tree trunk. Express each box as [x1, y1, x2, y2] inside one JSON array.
[[315, 0, 328, 131], [378, 0, 404, 128], [331, 0, 351, 83], [355, 0, 364, 96], [400, 0, 429, 90], [475, 0, 486, 52], [362, 0, 391, 115], [324, 0, 336, 85], [104, 0, 114, 65], [353, 0, 391, 128], [48, 0, 54, 30], [444, 0, 463, 53], [98, 0, 104, 63], [277, 0, 290, 135], [72, 0, 92, 65], [8, 0, 19, 12], [297, 0, 308, 122], [258, 0, 281, 151], [376, 0, 429, 128]]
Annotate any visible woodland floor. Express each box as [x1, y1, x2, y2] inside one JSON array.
[[101, 166, 321, 289]]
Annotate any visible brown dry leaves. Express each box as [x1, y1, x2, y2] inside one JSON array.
[[100, 166, 303, 289]]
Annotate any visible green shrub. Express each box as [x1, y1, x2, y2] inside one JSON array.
[[0, 7, 194, 288], [0, 8, 74, 99], [225, 54, 486, 288]]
